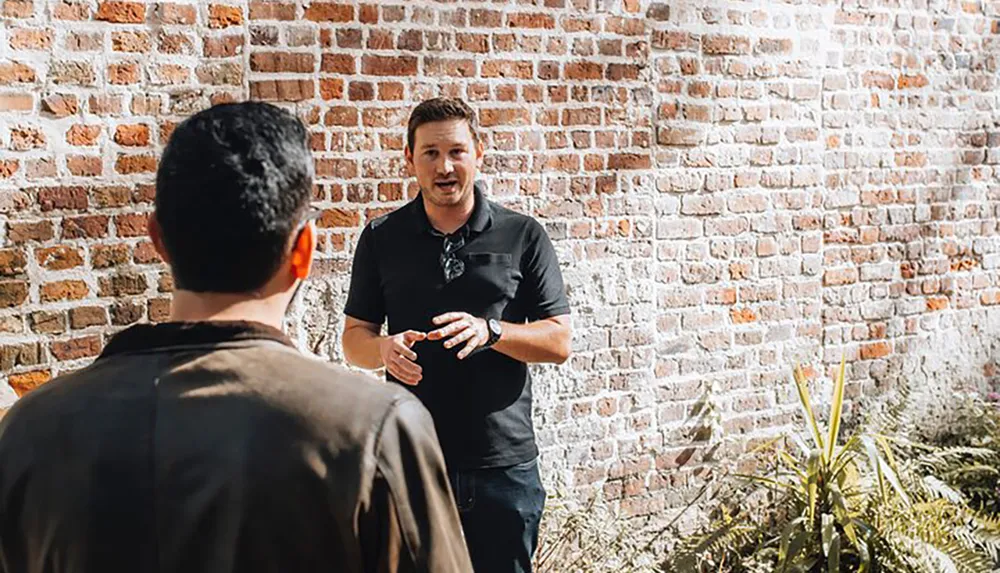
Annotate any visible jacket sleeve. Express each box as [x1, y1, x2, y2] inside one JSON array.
[[358, 396, 472, 573]]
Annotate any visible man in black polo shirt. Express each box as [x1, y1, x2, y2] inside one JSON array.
[[342, 97, 572, 573]]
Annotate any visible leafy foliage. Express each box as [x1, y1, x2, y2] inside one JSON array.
[[663, 359, 1000, 572]]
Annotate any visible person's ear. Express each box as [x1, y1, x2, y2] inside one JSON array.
[[290, 222, 316, 281], [404, 144, 415, 176], [475, 138, 485, 168], [147, 214, 171, 265]]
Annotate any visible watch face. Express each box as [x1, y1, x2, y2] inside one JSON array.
[[488, 319, 501, 336]]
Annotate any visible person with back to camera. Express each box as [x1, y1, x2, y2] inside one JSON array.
[[0, 101, 472, 573]]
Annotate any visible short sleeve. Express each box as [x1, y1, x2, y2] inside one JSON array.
[[345, 224, 386, 325], [521, 222, 570, 321]]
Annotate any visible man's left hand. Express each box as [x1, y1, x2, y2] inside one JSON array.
[[428, 312, 489, 359]]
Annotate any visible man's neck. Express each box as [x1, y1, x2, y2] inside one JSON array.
[[168, 290, 288, 331], [423, 195, 474, 236]]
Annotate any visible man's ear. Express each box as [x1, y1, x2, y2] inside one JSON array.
[[404, 145, 415, 176], [475, 138, 485, 168], [290, 222, 316, 281], [147, 214, 171, 265]]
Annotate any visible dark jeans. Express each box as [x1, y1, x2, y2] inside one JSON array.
[[449, 457, 546, 573]]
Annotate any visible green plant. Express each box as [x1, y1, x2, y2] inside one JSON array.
[[664, 359, 1000, 572]]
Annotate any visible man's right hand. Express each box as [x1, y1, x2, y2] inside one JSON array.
[[378, 330, 426, 385]]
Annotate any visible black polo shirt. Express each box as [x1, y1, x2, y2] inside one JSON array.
[[344, 182, 570, 470]]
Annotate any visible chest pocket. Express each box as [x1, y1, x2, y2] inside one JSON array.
[[457, 252, 518, 303]]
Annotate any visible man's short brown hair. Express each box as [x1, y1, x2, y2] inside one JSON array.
[[406, 97, 480, 152]]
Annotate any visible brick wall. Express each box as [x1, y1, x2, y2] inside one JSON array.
[[3, 0, 1000, 524]]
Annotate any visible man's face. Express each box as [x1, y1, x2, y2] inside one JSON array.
[[405, 119, 484, 209]]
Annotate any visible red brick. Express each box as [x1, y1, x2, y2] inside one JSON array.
[[36, 186, 87, 211], [10, 126, 45, 151], [62, 215, 109, 239], [324, 106, 358, 126], [320, 54, 355, 74], [36, 245, 84, 270], [359, 3, 377, 23], [98, 272, 148, 297], [0, 160, 17, 179], [703, 34, 751, 55], [209, 4, 243, 28], [898, 74, 929, 89], [863, 71, 895, 89], [115, 154, 157, 174], [203, 35, 242, 57], [67, 124, 101, 146], [112, 31, 151, 52], [49, 61, 95, 85], [0, 61, 35, 83], [318, 208, 359, 228], [9, 370, 51, 397], [457, 33, 489, 53], [51, 336, 101, 360], [88, 94, 122, 115], [315, 158, 357, 178], [53, 1, 90, 19], [7, 221, 54, 244], [41, 94, 78, 117], [481, 108, 531, 127], [249, 2, 295, 20], [319, 78, 344, 100], [70, 306, 108, 328], [151, 63, 189, 85], [66, 155, 103, 177], [108, 62, 140, 85], [824, 268, 858, 286], [133, 241, 161, 264], [607, 64, 641, 81], [362, 55, 417, 76], [148, 298, 171, 322], [65, 31, 103, 51], [250, 80, 313, 102], [114, 124, 151, 146], [96, 1, 145, 23], [3, 0, 34, 17], [195, 62, 242, 85], [507, 12, 555, 29], [304, 2, 353, 22], [41, 279, 88, 302], [92, 243, 131, 268], [0, 93, 33, 111], [756, 38, 793, 54], [565, 62, 603, 80], [111, 301, 143, 325], [481, 60, 533, 79], [9, 28, 54, 51], [158, 3, 196, 24], [25, 157, 56, 179], [608, 153, 651, 170], [0, 249, 27, 277], [250, 52, 315, 73], [114, 213, 149, 237], [926, 296, 948, 311], [861, 342, 891, 360]]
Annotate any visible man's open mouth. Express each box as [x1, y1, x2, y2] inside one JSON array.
[[435, 180, 459, 191]]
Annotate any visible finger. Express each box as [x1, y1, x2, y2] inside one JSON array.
[[394, 342, 418, 361], [403, 330, 426, 345], [444, 327, 476, 349], [388, 363, 421, 386], [432, 312, 465, 326], [428, 320, 469, 341], [457, 335, 486, 360], [391, 354, 422, 377]]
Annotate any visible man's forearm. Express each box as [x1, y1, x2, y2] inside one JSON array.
[[491, 317, 571, 364], [342, 326, 385, 370]]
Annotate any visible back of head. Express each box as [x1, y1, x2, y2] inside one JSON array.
[[155, 102, 313, 293]]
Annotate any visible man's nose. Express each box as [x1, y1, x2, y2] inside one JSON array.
[[436, 156, 454, 175]]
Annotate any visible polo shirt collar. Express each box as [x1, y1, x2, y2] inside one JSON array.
[[410, 181, 492, 236], [99, 320, 295, 358]]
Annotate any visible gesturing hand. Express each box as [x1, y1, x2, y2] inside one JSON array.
[[428, 312, 489, 360], [379, 330, 426, 385]]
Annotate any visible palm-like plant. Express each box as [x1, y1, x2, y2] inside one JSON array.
[[664, 359, 1000, 572]]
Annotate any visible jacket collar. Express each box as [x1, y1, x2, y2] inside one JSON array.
[[100, 320, 295, 358], [409, 180, 492, 237]]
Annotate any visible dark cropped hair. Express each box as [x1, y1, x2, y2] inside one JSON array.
[[406, 97, 480, 151], [154, 102, 314, 293]]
